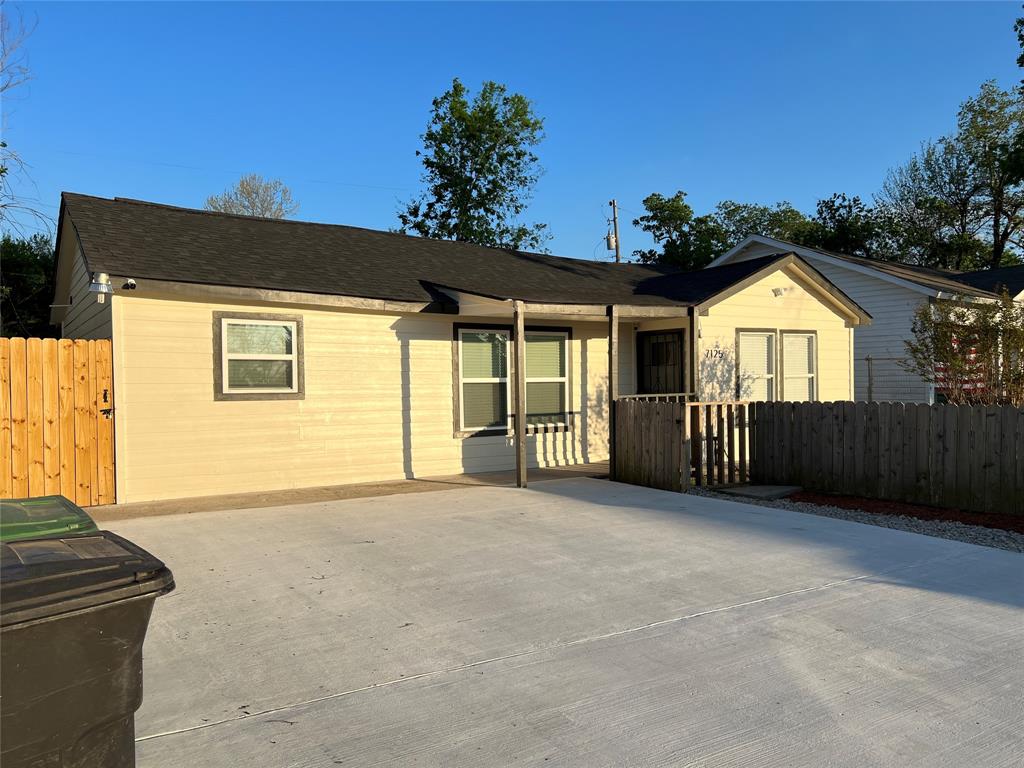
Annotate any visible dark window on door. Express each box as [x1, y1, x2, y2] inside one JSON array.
[[636, 331, 685, 394]]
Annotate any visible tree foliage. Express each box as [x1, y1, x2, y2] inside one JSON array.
[[955, 81, 1024, 268], [1, 233, 56, 337], [903, 293, 1024, 406], [630, 191, 725, 269], [398, 78, 548, 250], [878, 139, 987, 269], [205, 174, 299, 218], [708, 200, 808, 247], [792, 193, 891, 259]]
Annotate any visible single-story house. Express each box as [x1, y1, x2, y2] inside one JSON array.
[[51, 193, 869, 503], [707, 235, 1024, 403]]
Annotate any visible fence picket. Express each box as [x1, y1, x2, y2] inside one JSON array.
[[0, 338, 11, 498], [9, 338, 28, 497]]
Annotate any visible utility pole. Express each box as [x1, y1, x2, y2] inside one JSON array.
[[609, 199, 621, 264]]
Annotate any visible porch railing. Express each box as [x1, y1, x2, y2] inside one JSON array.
[[613, 399, 751, 491], [616, 392, 696, 403]]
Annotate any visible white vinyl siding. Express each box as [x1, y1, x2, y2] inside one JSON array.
[[221, 319, 299, 393], [782, 333, 816, 401], [458, 329, 510, 431], [738, 332, 775, 400], [525, 332, 568, 426]]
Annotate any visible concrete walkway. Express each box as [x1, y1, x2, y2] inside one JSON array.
[[114, 478, 1023, 767], [91, 462, 608, 522]]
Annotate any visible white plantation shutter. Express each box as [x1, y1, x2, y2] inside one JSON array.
[[783, 333, 815, 401], [738, 332, 775, 400]]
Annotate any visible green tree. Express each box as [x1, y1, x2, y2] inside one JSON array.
[[1016, 7, 1024, 75], [708, 200, 808, 248], [398, 78, 548, 250], [631, 191, 727, 269], [877, 139, 988, 270], [790, 193, 892, 260], [205, 174, 299, 218], [956, 81, 1024, 268], [1, 233, 56, 337]]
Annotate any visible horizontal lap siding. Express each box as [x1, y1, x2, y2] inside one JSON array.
[[114, 296, 611, 501], [61, 251, 113, 340], [697, 267, 853, 401], [806, 262, 931, 402]]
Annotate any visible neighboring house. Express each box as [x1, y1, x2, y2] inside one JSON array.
[[50, 194, 869, 502], [707, 235, 1024, 403]]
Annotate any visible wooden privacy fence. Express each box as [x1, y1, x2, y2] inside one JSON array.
[[1, 338, 115, 506], [750, 401, 1024, 516], [614, 400, 751, 491]]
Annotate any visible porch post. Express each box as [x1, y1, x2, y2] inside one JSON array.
[[513, 300, 527, 488], [607, 305, 619, 480]]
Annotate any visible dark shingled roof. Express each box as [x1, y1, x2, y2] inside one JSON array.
[[60, 193, 806, 308], [953, 265, 1024, 297]]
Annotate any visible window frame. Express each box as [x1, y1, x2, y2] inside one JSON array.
[[452, 323, 573, 437], [780, 330, 818, 402], [735, 329, 777, 401], [213, 311, 305, 401], [456, 327, 512, 434], [524, 330, 570, 428]]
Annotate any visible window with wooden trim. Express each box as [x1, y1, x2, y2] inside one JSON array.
[[737, 331, 775, 400], [456, 328, 570, 432], [458, 329, 510, 431], [782, 332, 816, 401], [215, 314, 303, 400], [525, 331, 568, 426]]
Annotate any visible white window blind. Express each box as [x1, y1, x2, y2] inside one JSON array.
[[221, 319, 298, 393], [783, 333, 816, 401], [459, 330, 509, 430], [738, 332, 775, 401]]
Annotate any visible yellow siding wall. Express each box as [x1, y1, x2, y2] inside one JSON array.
[[697, 266, 853, 401], [61, 251, 112, 339], [112, 295, 618, 502]]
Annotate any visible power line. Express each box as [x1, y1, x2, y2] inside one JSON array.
[[46, 147, 416, 194]]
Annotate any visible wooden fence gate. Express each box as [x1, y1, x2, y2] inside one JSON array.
[[1, 338, 115, 506], [613, 400, 751, 491]]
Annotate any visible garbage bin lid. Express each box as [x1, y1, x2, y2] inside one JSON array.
[[0, 496, 99, 543], [0, 531, 174, 628]]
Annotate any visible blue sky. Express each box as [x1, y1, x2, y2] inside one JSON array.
[[8, 1, 1021, 259]]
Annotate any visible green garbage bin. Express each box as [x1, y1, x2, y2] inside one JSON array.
[[1, 531, 175, 768], [0, 496, 99, 543]]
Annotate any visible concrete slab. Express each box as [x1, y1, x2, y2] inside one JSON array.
[[90, 462, 608, 523], [717, 484, 803, 500], [111, 479, 1023, 767]]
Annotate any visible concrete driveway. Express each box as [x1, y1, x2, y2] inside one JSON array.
[[112, 478, 1023, 767]]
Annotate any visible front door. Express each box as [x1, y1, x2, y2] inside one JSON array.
[[636, 331, 685, 395]]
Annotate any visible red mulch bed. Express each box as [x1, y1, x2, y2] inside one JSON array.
[[786, 491, 1024, 535]]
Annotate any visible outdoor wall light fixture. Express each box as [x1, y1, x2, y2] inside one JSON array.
[[771, 287, 787, 298], [89, 272, 114, 303]]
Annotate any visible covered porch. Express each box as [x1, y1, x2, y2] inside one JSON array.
[[443, 288, 697, 488]]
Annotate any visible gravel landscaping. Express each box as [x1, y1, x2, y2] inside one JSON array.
[[691, 488, 1024, 553]]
